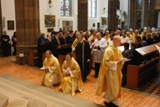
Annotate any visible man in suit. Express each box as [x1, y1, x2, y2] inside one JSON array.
[[60, 31, 67, 45], [37, 33, 47, 67], [51, 32, 61, 58], [66, 30, 75, 44], [60, 31, 70, 55]]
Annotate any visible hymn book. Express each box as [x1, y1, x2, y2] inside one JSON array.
[[110, 58, 131, 71], [66, 67, 74, 77]]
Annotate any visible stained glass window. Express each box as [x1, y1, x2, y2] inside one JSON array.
[[60, 0, 72, 17], [89, 0, 97, 18], [137, 0, 142, 10]]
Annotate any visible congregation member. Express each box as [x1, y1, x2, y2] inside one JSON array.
[[146, 33, 154, 45], [46, 34, 52, 41], [96, 35, 124, 107], [59, 53, 84, 96], [88, 30, 97, 69], [129, 28, 135, 38], [152, 31, 160, 43], [122, 43, 131, 58], [51, 32, 61, 58], [126, 31, 134, 43], [134, 29, 140, 37], [65, 30, 76, 53], [129, 43, 143, 65], [142, 36, 147, 46], [41, 50, 63, 88], [121, 43, 132, 86], [88, 29, 97, 45], [60, 31, 68, 45], [37, 33, 47, 67], [134, 36, 143, 48], [66, 30, 76, 44], [60, 31, 70, 55], [84, 30, 91, 41], [120, 31, 129, 45], [91, 32, 108, 78], [140, 30, 147, 39], [73, 32, 91, 82], [11, 32, 17, 55], [103, 30, 110, 44], [1, 31, 10, 57]]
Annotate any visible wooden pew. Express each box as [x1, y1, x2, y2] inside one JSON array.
[[58, 44, 72, 66], [28, 50, 38, 66], [126, 43, 160, 89]]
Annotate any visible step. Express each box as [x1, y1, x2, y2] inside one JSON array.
[[28, 98, 46, 107], [0, 76, 80, 107], [0, 93, 8, 107], [0, 86, 28, 107], [0, 74, 103, 107], [24, 97, 47, 107]]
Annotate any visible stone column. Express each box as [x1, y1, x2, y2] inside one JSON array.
[[158, 12, 160, 28], [15, 0, 40, 64], [108, 0, 119, 31], [0, 0, 2, 56], [128, 0, 136, 30], [0, 0, 2, 36], [155, 0, 160, 28], [149, 0, 157, 28], [141, 0, 149, 28], [78, 0, 88, 31]]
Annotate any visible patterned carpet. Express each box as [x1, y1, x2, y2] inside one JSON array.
[[0, 56, 160, 107], [139, 73, 160, 96]]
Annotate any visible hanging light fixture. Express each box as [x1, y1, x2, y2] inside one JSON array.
[[48, 0, 52, 8]]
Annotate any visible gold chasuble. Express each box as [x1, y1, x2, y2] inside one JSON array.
[[42, 55, 63, 88], [71, 38, 78, 59], [59, 58, 84, 96], [95, 45, 123, 101], [104, 35, 110, 41]]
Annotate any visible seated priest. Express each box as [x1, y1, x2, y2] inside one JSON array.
[[59, 53, 84, 96], [41, 50, 63, 88]]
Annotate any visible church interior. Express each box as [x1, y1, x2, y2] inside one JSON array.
[[0, 0, 160, 107]]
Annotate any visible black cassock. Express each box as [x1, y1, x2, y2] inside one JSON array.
[[75, 40, 91, 81], [1, 35, 10, 57]]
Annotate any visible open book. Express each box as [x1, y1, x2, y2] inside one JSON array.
[[110, 58, 131, 71], [155, 45, 160, 53], [40, 67, 53, 73], [40, 67, 48, 70], [119, 58, 131, 62]]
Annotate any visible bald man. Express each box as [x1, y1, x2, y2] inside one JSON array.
[[95, 35, 124, 107]]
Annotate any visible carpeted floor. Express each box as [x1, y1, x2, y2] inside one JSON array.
[[139, 73, 160, 96]]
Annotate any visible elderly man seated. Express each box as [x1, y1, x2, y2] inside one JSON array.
[[41, 50, 63, 88], [59, 53, 84, 96]]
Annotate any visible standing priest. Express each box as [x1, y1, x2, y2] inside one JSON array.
[[73, 32, 91, 82]]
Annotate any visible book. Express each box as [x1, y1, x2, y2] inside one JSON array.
[[119, 58, 131, 62], [40, 67, 48, 70]]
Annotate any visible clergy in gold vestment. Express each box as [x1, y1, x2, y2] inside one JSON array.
[[95, 36, 123, 107], [59, 53, 84, 96], [41, 50, 63, 88], [71, 38, 78, 59], [104, 30, 110, 43]]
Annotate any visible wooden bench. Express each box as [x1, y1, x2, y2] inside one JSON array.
[[28, 50, 38, 66], [126, 43, 160, 89]]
